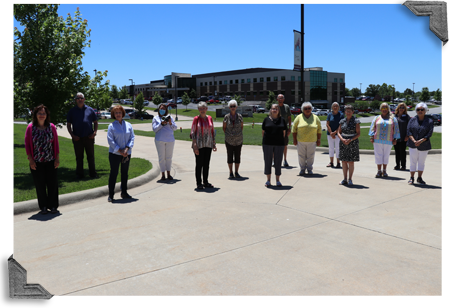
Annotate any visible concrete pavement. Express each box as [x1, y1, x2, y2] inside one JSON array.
[[13, 125, 442, 295]]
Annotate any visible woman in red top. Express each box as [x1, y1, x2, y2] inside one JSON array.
[[191, 102, 217, 190], [25, 105, 60, 214]]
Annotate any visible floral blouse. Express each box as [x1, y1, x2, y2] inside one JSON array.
[[32, 125, 54, 162], [191, 115, 216, 149], [223, 113, 243, 146]]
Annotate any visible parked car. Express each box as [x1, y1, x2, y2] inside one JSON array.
[[166, 103, 177, 109], [122, 99, 133, 105], [100, 111, 111, 119], [93, 109, 101, 119], [176, 98, 183, 104], [128, 111, 154, 119], [251, 105, 265, 113], [224, 96, 232, 101], [143, 100, 149, 106], [311, 108, 320, 115], [428, 113, 441, 126], [316, 109, 329, 116], [123, 114, 131, 120], [290, 106, 301, 115], [356, 107, 372, 113], [18, 108, 31, 118], [197, 96, 209, 102], [208, 98, 220, 104], [167, 98, 175, 103]]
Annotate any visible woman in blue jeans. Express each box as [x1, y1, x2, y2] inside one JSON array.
[[107, 105, 135, 202]]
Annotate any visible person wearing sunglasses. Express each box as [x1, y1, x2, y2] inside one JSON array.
[[393, 103, 411, 170], [66, 92, 98, 179], [406, 103, 434, 185], [369, 102, 400, 178], [222, 100, 244, 178], [107, 105, 135, 202], [292, 102, 322, 176]]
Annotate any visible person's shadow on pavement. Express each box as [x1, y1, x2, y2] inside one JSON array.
[[194, 187, 220, 193], [112, 198, 139, 204], [28, 211, 62, 221]]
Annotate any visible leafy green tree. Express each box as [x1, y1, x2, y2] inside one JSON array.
[[119, 86, 128, 99], [110, 85, 119, 100], [370, 100, 381, 111], [420, 87, 430, 102], [357, 100, 368, 111], [83, 70, 111, 111], [365, 84, 381, 97], [14, 4, 91, 125], [182, 92, 191, 110], [351, 87, 361, 98], [345, 88, 352, 96], [152, 92, 162, 107], [233, 94, 243, 106], [403, 88, 413, 96], [189, 88, 197, 101], [379, 83, 389, 99], [434, 88, 442, 101], [405, 95, 411, 104], [265, 91, 276, 110], [134, 92, 145, 114]]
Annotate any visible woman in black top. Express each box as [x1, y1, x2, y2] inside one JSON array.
[[393, 103, 411, 170], [406, 103, 434, 185], [262, 104, 287, 187]]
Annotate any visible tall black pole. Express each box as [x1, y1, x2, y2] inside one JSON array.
[[301, 4, 304, 103]]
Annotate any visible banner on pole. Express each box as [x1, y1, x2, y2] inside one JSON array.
[[293, 30, 301, 71]]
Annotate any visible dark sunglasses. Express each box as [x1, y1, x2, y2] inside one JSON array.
[[416, 108, 425, 111], [230, 106, 236, 108], [399, 106, 405, 109], [303, 107, 312, 110], [76, 97, 84, 100]]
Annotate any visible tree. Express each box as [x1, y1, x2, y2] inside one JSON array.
[[182, 92, 191, 110], [404, 88, 413, 96], [378, 83, 389, 99], [83, 70, 111, 111], [265, 91, 276, 110], [345, 88, 352, 96], [119, 86, 128, 99], [110, 85, 119, 100], [152, 92, 162, 107], [434, 88, 442, 101], [134, 92, 145, 114], [419, 87, 430, 102], [351, 87, 361, 98], [370, 100, 381, 111], [14, 4, 91, 125], [233, 94, 242, 106], [365, 84, 380, 97], [189, 88, 197, 101]]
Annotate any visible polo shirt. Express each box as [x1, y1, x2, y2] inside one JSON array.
[[291, 113, 322, 143], [67, 104, 97, 138]]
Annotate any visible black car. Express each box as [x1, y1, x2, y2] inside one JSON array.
[[128, 111, 154, 119], [430, 113, 441, 126]]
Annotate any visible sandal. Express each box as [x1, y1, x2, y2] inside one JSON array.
[[265, 181, 271, 187], [408, 177, 414, 185], [326, 162, 334, 168], [382, 170, 388, 177], [375, 171, 382, 178], [276, 181, 282, 187]]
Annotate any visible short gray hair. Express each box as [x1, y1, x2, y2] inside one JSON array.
[[415, 102, 428, 112], [228, 100, 238, 107], [198, 101, 208, 109], [301, 102, 313, 112], [332, 102, 339, 109], [75, 92, 84, 99]]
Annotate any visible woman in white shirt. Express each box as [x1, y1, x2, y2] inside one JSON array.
[[153, 104, 178, 181]]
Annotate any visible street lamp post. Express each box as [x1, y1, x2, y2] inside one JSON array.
[[174, 75, 179, 121], [360, 83, 362, 97], [391, 84, 395, 103], [413, 83, 415, 101], [94, 69, 99, 114]]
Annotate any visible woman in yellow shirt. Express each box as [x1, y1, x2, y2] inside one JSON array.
[[292, 102, 322, 175]]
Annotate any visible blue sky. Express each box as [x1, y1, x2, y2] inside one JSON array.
[[13, 3, 442, 94]]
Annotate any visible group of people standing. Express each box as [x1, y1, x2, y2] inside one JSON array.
[[24, 93, 435, 214]]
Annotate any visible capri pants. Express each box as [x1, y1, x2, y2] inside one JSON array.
[[327, 135, 340, 159], [373, 143, 392, 165], [409, 148, 428, 172]]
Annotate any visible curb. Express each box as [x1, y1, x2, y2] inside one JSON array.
[[14, 162, 160, 215], [287, 145, 441, 155]]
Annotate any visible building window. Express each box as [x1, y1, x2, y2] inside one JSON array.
[[219, 81, 222, 85], [334, 91, 337, 95], [274, 90, 278, 95], [224, 80, 227, 85], [340, 78, 343, 82], [281, 76, 286, 81], [252, 91, 257, 96], [298, 90, 301, 96], [200, 82, 203, 86], [247, 92, 250, 96], [230, 80, 233, 84], [267, 77, 271, 82], [241, 79, 245, 83], [291, 90, 295, 95], [260, 77, 264, 82], [274, 76, 278, 81], [205, 82, 207, 86], [253, 78, 257, 82], [259, 91, 263, 96], [291, 76, 295, 81], [334, 78, 337, 82], [209, 82, 212, 86], [247, 78, 251, 83], [298, 76, 301, 81], [235, 79, 239, 84]]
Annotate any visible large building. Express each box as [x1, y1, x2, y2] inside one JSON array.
[[129, 67, 346, 108]]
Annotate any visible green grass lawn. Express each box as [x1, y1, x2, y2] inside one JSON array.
[[133, 125, 441, 150], [14, 124, 152, 202]]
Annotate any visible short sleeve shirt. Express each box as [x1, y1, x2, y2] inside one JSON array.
[[67, 104, 97, 138], [291, 113, 322, 143], [223, 113, 243, 146], [262, 117, 287, 146], [279, 104, 291, 126], [326, 111, 344, 135]]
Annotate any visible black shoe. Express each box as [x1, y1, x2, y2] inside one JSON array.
[[235, 172, 241, 178], [204, 183, 214, 188], [401, 166, 406, 171], [335, 163, 341, 168], [417, 177, 426, 185], [120, 192, 132, 199], [160, 175, 166, 181], [394, 166, 400, 170], [50, 208, 58, 214], [167, 175, 173, 180], [229, 172, 234, 179], [40, 208, 48, 215], [108, 195, 113, 202], [197, 184, 204, 190]]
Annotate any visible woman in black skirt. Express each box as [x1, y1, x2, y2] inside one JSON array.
[[337, 105, 361, 186]]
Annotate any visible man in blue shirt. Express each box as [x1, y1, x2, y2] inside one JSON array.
[[66, 92, 99, 178]]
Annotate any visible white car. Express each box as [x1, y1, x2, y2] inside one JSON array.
[[100, 111, 111, 119], [311, 108, 320, 115], [123, 114, 131, 120], [316, 109, 329, 116]]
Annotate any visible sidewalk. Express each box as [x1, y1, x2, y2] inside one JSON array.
[[13, 131, 442, 295]]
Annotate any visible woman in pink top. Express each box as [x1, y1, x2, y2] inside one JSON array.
[[191, 102, 217, 190], [24, 105, 60, 214]]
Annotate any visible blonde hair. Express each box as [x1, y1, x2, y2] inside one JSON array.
[[394, 102, 407, 116], [269, 104, 281, 118]]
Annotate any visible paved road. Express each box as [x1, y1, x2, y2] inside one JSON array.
[[14, 124, 442, 295]]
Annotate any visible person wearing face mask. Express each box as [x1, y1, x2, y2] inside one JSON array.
[[153, 103, 178, 181]]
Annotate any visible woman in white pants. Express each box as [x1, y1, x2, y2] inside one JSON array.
[[369, 103, 400, 178], [153, 104, 177, 181], [326, 102, 344, 168], [406, 103, 434, 185]]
